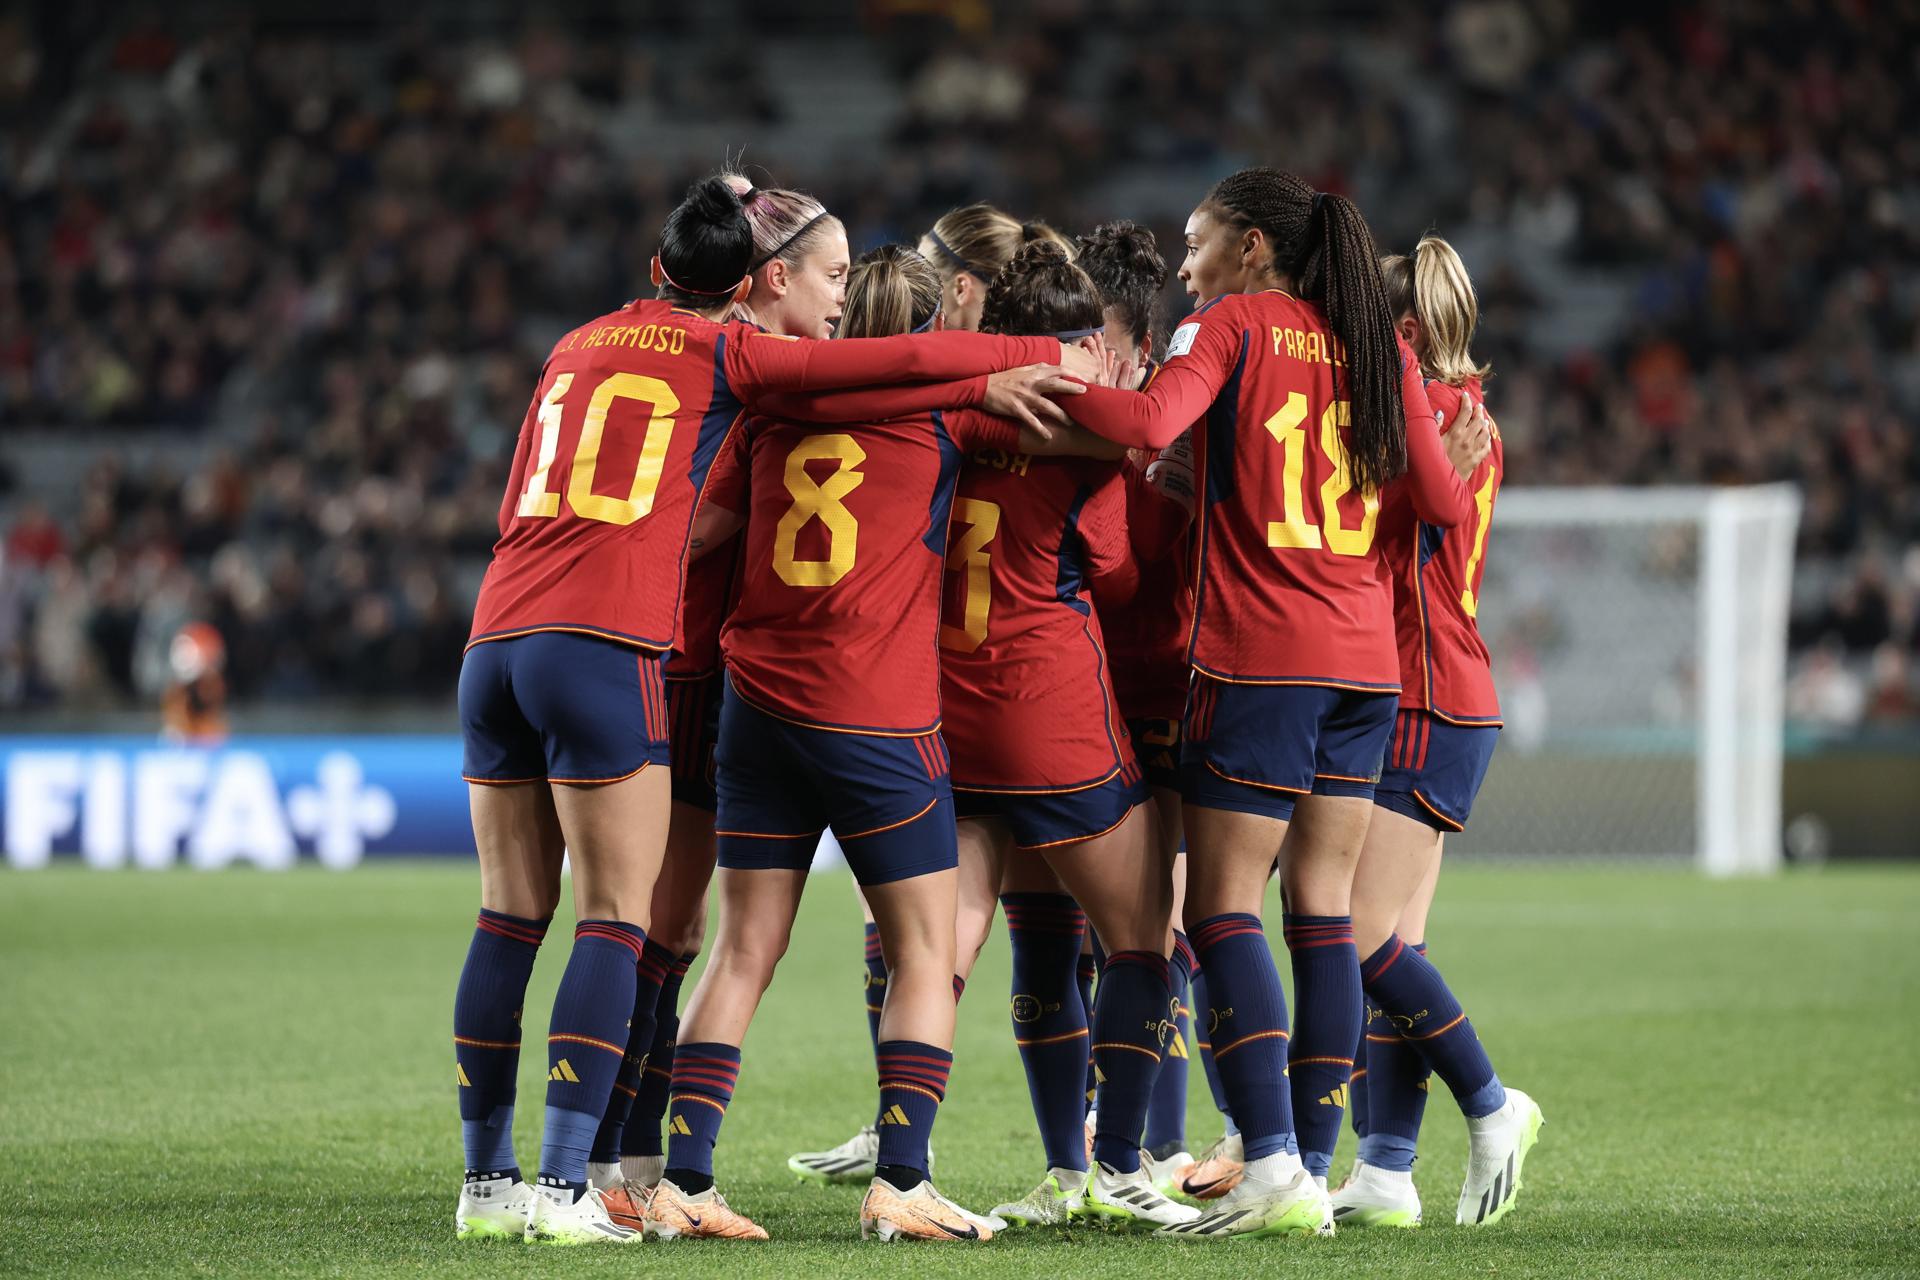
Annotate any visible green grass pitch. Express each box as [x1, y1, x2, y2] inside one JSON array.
[[3, 862, 1917, 1277]]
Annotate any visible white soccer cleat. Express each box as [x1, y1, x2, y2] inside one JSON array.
[[1083, 1162, 1202, 1230], [991, 1168, 1088, 1227], [1457, 1087, 1544, 1226], [523, 1180, 640, 1245], [1157, 1154, 1332, 1240], [1141, 1147, 1194, 1200], [455, 1173, 537, 1241], [1331, 1161, 1422, 1228], [787, 1124, 879, 1185]]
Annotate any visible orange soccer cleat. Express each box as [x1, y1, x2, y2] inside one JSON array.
[[642, 1178, 769, 1241], [598, 1182, 649, 1232], [859, 1176, 995, 1242], [1176, 1132, 1246, 1201]]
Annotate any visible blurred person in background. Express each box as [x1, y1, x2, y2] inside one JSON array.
[[160, 621, 228, 745]]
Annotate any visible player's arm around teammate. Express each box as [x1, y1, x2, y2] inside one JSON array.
[[1058, 170, 1489, 1242], [1337, 236, 1541, 1232]]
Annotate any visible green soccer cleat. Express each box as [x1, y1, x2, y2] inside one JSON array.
[[1330, 1161, 1421, 1228], [991, 1168, 1088, 1228], [1157, 1158, 1332, 1241]]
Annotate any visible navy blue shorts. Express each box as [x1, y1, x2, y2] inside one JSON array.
[[1126, 717, 1183, 794], [954, 761, 1148, 850], [1373, 709, 1500, 833], [665, 674, 722, 812], [713, 678, 957, 886], [459, 632, 671, 785], [1179, 676, 1396, 822]]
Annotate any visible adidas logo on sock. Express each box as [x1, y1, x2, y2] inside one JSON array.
[[668, 1115, 693, 1137], [549, 1059, 580, 1083], [1318, 1084, 1349, 1108], [877, 1105, 911, 1127]]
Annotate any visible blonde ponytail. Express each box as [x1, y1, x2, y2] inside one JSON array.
[[1381, 234, 1491, 386], [840, 245, 942, 339]]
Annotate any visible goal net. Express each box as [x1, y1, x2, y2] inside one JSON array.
[[1452, 485, 1801, 875]]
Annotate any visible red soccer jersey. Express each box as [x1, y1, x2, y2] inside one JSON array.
[[1384, 376, 1503, 722], [1066, 290, 1474, 689], [939, 434, 1139, 791], [468, 300, 1059, 652], [712, 396, 1022, 735], [668, 540, 742, 679], [1102, 459, 1194, 721]]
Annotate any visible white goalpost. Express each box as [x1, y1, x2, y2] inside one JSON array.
[[1453, 485, 1802, 875]]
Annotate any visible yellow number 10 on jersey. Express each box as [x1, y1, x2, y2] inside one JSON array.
[[516, 372, 680, 525], [1262, 392, 1378, 556]]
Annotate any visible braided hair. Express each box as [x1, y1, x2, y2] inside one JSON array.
[[1076, 220, 1167, 352], [1204, 168, 1406, 496], [978, 240, 1103, 337]]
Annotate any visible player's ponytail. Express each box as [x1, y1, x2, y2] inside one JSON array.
[[919, 204, 1075, 287], [1075, 220, 1167, 351], [656, 176, 753, 306], [978, 240, 1103, 337], [840, 245, 942, 339], [1204, 167, 1406, 497], [1381, 235, 1492, 387]]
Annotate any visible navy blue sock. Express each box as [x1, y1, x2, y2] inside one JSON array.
[[1285, 914, 1362, 1180], [1091, 950, 1171, 1174], [1190, 914, 1293, 1160], [540, 919, 647, 1189], [1362, 935, 1503, 1118], [863, 923, 888, 1051], [454, 908, 550, 1176], [1144, 931, 1194, 1155], [663, 1041, 741, 1185], [1360, 944, 1432, 1173], [1003, 893, 1091, 1172], [875, 1041, 951, 1178], [623, 951, 693, 1159], [1077, 947, 1098, 1112], [1189, 962, 1236, 1132], [588, 938, 673, 1164], [1350, 1011, 1370, 1141]]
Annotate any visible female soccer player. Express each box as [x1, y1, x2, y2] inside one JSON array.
[[642, 245, 1107, 1243], [1332, 235, 1541, 1231], [788, 201, 1085, 1188], [1060, 168, 1491, 1239], [888, 240, 1190, 1232], [449, 176, 1097, 1246], [601, 183, 1085, 1224]]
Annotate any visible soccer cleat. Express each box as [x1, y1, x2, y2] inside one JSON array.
[[643, 1178, 769, 1241], [1176, 1131, 1245, 1201], [1456, 1087, 1544, 1226], [787, 1124, 878, 1185], [1330, 1161, 1421, 1228], [1157, 1158, 1332, 1240], [523, 1182, 639, 1246], [455, 1173, 536, 1241], [991, 1168, 1088, 1228], [1142, 1146, 1194, 1200], [586, 1165, 648, 1231], [1082, 1162, 1202, 1231], [860, 1177, 993, 1242]]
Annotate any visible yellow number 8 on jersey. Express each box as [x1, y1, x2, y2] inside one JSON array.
[[773, 433, 866, 587]]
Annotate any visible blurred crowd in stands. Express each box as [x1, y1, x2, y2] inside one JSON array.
[[0, 0, 1914, 726]]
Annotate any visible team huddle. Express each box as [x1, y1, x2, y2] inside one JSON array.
[[447, 161, 1543, 1246]]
